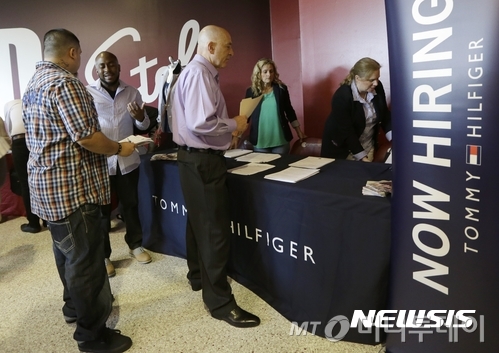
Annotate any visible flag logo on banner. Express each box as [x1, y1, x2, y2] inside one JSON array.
[[466, 145, 482, 165]]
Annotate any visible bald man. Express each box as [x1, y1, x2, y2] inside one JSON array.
[[171, 25, 259, 328], [22, 28, 133, 352]]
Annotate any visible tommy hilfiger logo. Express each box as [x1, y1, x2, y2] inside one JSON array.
[[466, 145, 482, 166]]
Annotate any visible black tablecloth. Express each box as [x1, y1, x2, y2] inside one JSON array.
[[138, 151, 392, 344]]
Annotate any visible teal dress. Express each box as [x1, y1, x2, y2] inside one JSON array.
[[254, 91, 287, 149]]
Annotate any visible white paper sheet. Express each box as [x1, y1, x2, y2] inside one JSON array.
[[235, 152, 281, 163], [264, 167, 320, 183], [0, 137, 10, 158], [228, 163, 275, 176], [120, 135, 154, 146], [288, 156, 334, 169], [224, 149, 253, 158]]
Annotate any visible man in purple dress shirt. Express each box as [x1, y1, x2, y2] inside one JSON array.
[[171, 25, 259, 328]]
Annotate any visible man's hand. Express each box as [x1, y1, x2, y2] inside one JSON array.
[[229, 135, 239, 150], [127, 101, 146, 122], [232, 115, 248, 137], [119, 142, 136, 157], [78, 132, 138, 157]]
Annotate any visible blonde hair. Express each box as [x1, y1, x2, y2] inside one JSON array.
[[250, 58, 283, 96], [341, 57, 381, 85]]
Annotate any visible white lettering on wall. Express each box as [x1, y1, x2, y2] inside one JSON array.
[[84, 27, 142, 85], [0, 20, 199, 111], [0, 28, 42, 112]]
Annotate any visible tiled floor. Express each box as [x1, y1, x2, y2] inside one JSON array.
[[0, 216, 384, 353]]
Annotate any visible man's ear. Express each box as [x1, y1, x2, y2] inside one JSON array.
[[208, 41, 216, 54], [69, 47, 77, 60]]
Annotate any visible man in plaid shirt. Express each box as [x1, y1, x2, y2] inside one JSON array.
[[22, 28, 135, 353]]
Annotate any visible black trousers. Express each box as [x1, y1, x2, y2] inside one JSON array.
[[177, 148, 236, 317], [101, 167, 143, 258], [11, 138, 40, 227]]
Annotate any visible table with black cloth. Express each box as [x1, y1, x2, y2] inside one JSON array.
[[137, 151, 391, 345]]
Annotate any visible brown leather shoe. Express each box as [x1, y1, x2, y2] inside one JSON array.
[[105, 258, 116, 277], [129, 247, 152, 264], [213, 306, 260, 328]]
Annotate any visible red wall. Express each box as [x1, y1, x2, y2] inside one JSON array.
[[269, 0, 304, 132], [270, 0, 390, 139], [0, 0, 272, 118]]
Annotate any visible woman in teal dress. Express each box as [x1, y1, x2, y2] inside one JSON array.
[[242, 58, 305, 153]]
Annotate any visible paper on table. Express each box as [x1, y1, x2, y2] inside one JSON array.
[[288, 156, 334, 169], [0, 137, 10, 158], [235, 152, 281, 163], [120, 135, 154, 146], [228, 163, 275, 176], [264, 167, 320, 183], [224, 149, 253, 159], [385, 148, 392, 164], [239, 95, 263, 117]]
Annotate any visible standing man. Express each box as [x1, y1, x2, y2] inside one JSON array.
[[87, 51, 152, 278], [22, 28, 134, 353], [171, 25, 259, 328], [4, 99, 43, 233]]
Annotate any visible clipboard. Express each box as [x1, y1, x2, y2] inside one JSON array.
[[239, 95, 263, 117]]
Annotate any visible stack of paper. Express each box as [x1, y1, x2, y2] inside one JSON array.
[[235, 152, 281, 163], [264, 167, 320, 183], [120, 135, 154, 146], [362, 180, 392, 197], [288, 156, 334, 169], [0, 137, 9, 158], [228, 163, 275, 176], [224, 149, 253, 159]]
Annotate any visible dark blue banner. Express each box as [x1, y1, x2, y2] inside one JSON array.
[[385, 0, 499, 352]]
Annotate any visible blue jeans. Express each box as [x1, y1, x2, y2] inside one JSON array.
[[253, 143, 290, 154], [48, 204, 112, 342]]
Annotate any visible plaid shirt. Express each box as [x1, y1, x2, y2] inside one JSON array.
[[22, 61, 110, 221]]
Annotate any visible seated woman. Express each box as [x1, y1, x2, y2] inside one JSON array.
[[240, 58, 305, 154], [321, 57, 392, 161]]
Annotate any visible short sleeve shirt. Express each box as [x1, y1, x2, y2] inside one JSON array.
[[22, 61, 110, 221]]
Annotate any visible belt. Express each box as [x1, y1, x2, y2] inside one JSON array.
[[179, 145, 225, 156], [11, 133, 26, 141]]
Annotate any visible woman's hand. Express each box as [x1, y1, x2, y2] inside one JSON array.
[[295, 126, 307, 140]]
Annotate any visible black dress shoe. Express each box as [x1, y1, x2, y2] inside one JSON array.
[[77, 328, 132, 353], [20, 223, 41, 233], [189, 280, 202, 292], [64, 315, 77, 324], [213, 306, 260, 328]]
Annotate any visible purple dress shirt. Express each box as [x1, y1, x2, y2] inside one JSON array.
[[171, 54, 236, 150]]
